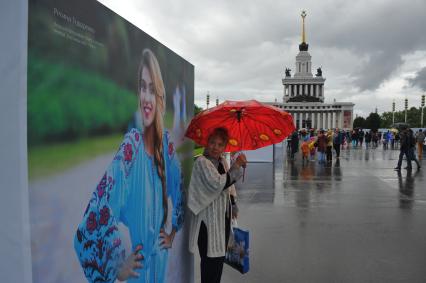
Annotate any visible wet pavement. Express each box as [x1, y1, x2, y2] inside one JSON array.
[[29, 145, 426, 283], [216, 145, 426, 283]]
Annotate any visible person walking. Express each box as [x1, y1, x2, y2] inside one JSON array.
[[408, 129, 421, 170], [372, 131, 379, 148], [333, 128, 343, 158], [394, 132, 400, 148], [390, 131, 395, 149], [415, 129, 425, 161], [345, 131, 351, 149], [351, 130, 358, 148], [301, 140, 310, 164], [290, 131, 299, 160], [358, 129, 365, 147], [317, 130, 327, 164], [365, 131, 372, 149], [383, 130, 391, 150], [394, 128, 412, 171], [351, 130, 358, 147], [326, 129, 333, 163]]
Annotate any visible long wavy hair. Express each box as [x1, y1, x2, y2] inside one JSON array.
[[137, 49, 168, 227]]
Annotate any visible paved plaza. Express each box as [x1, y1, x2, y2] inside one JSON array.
[[215, 145, 426, 283], [29, 144, 426, 283]]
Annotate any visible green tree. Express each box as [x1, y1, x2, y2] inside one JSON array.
[[365, 112, 381, 131], [406, 107, 421, 127], [381, 107, 423, 128], [194, 104, 203, 116], [380, 112, 393, 128], [353, 116, 366, 128]]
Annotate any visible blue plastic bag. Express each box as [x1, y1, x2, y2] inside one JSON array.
[[225, 227, 250, 274]]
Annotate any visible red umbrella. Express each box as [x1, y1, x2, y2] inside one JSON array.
[[185, 100, 295, 152]]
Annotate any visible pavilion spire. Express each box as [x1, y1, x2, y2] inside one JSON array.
[[299, 10, 309, 51], [301, 10, 307, 43]]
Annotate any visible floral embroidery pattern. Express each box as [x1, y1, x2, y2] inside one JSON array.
[[99, 206, 110, 226], [76, 166, 125, 282], [97, 173, 107, 198], [86, 212, 97, 233], [124, 143, 133, 162], [74, 129, 183, 283]]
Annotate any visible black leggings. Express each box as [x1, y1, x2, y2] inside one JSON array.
[[333, 143, 341, 158], [326, 146, 332, 161], [198, 219, 230, 283]]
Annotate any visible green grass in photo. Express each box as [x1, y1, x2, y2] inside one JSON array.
[[28, 134, 123, 181]]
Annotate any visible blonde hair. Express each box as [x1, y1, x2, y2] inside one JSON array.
[[137, 49, 168, 226]]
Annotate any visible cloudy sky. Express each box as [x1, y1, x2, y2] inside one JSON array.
[[99, 0, 426, 117]]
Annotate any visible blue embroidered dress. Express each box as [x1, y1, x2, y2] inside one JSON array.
[[74, 128, 184, 283]]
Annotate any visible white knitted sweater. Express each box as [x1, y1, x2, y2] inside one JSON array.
[[187, 155, 240, 257]]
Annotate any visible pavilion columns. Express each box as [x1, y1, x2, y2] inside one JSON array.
[[324, 112, 327, 129], [327, 112, 332, 129], [332, 112, 336, 129], [322, 112, 326, 129], [323, 112, 326, 129], [305, 112, 309, 128], [289, 110, 348, 131], [317, 112, 321, 130]]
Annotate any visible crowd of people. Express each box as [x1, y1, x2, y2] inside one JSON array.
[[287, 127, 425, 170]]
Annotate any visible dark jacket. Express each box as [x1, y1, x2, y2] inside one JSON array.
[[400, 131, 410, 150], [317, 135, 327, 152], [333, 131, 344, 145]]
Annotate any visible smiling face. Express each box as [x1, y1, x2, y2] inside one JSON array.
[[139, 66, 156, 128]]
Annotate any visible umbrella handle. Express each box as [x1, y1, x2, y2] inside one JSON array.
[[242, 167, 245, 182]]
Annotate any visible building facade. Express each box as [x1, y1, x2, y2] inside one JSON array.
[[269, 11, 354, 130]]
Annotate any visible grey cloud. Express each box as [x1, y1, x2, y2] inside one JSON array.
[[101, 0, 426, 113], [308, 0, 426, 91], [352, 52, 403, 91], [408, 67, 426, 91]]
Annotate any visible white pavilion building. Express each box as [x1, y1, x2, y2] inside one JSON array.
[[269, 11, 354, 130]]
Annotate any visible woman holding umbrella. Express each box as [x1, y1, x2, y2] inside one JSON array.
[[185, 100, 294, 282], [187, 127, 247, 283]]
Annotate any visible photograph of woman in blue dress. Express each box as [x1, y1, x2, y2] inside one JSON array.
[[74, 48, 184, 283]]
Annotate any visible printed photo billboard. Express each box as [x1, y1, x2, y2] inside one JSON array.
[[28, 0, 194, 282], [343, 110, 352, 129]]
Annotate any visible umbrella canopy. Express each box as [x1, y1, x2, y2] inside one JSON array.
[[185, 100, 295, 152], [391, 122, 410, 130]]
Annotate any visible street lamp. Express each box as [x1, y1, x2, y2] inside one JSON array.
[[206, 92, 210, 109], [392, 100, 395, 125], [421, 94, 425, 128], [404, 98, 408, 123]]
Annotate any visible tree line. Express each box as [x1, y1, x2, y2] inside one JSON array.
[[353, 107, 426, 130]]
